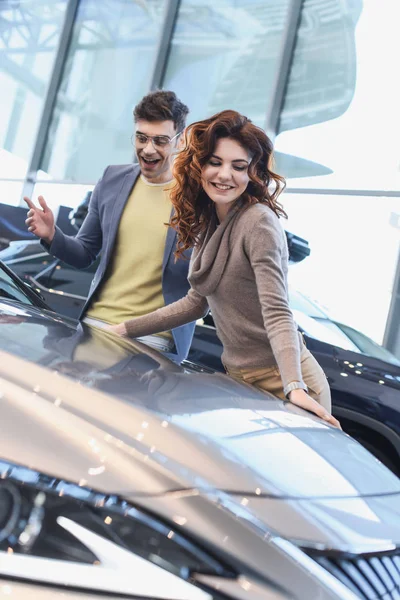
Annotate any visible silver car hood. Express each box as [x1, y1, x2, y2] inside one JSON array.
[[1, 349, 400, 552]]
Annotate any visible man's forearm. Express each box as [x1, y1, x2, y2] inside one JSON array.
[[40, 227, 98, 269]]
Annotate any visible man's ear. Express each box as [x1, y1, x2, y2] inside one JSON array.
[[177, 128, 186, 150]]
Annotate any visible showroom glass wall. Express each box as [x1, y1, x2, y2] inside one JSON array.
[[0, 1, 68, 203], [274, 0, 400, 348], [1, 0, 399, 350]]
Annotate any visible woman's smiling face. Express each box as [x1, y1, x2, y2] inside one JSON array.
[[201, 137, 251, 219]]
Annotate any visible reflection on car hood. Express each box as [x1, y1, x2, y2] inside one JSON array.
[[229, 493, 400, 550], [0, 300, 399, 502], [1, 351, 400, 553]]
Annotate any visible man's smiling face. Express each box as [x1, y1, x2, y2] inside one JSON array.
[[134, 119, 179, 184]]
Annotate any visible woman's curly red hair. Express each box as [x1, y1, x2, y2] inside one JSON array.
[[170, 109, 286, 260]]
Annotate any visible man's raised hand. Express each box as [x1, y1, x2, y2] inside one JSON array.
[[24, 195, 56, 244]]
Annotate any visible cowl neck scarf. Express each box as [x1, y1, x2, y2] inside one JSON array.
[[189, 200, 244, 296]]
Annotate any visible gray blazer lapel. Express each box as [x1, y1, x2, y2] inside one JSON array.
[[163, 209, 177, 273], [103, 165, 140, 265]]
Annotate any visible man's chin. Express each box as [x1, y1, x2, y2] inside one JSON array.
[[139, 158, 173, 183], [142, 168, 161, 180]]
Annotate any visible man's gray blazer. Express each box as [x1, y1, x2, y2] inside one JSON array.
[[42, 164, 195, 362]]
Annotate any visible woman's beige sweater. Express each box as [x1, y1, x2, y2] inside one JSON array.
[[124, 201, 304, 389]]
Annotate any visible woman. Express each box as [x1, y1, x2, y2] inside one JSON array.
[[110, 110, 340, 428]]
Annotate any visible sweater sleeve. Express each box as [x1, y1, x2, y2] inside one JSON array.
[[123, 287, 209, 338], [246, 212, 304, 390]]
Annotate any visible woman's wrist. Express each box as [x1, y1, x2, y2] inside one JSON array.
[[283, 380, 308, 399]]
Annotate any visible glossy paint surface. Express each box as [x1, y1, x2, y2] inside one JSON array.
[[0, 301, 399, 600], [0, 303, 400, 555]]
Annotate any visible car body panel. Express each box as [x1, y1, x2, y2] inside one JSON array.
[[242, 494, 400, 549], [0, 291, 399, 599], [126, 492, 363, 600], [0, 299, 399, 498], [189, 318, 400, 474], [1, 343, 400, 556], [0, 580, 130, 600]]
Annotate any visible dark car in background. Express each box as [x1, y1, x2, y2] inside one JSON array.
[[0, 229, 310, 318]]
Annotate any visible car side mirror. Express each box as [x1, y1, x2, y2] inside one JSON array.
[[285, 231, 310, 264]]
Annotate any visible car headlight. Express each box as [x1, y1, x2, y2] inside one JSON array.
[[0, 459, 234, 599]]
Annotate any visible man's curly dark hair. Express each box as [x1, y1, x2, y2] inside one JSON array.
[[134, 90, 189, 133]]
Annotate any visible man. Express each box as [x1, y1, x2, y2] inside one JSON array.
[[24, 90, 194, 362]]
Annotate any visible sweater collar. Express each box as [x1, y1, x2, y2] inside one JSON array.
[[189, 200, 244, 296]]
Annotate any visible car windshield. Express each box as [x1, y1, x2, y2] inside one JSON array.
[[290, 290, 400, 366], [328, 320, 400, 366], [289, 289, 328, 318], [0, 266, 34, 306]]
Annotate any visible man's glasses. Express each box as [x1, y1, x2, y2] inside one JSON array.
[[134, 131, 181, 148]]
